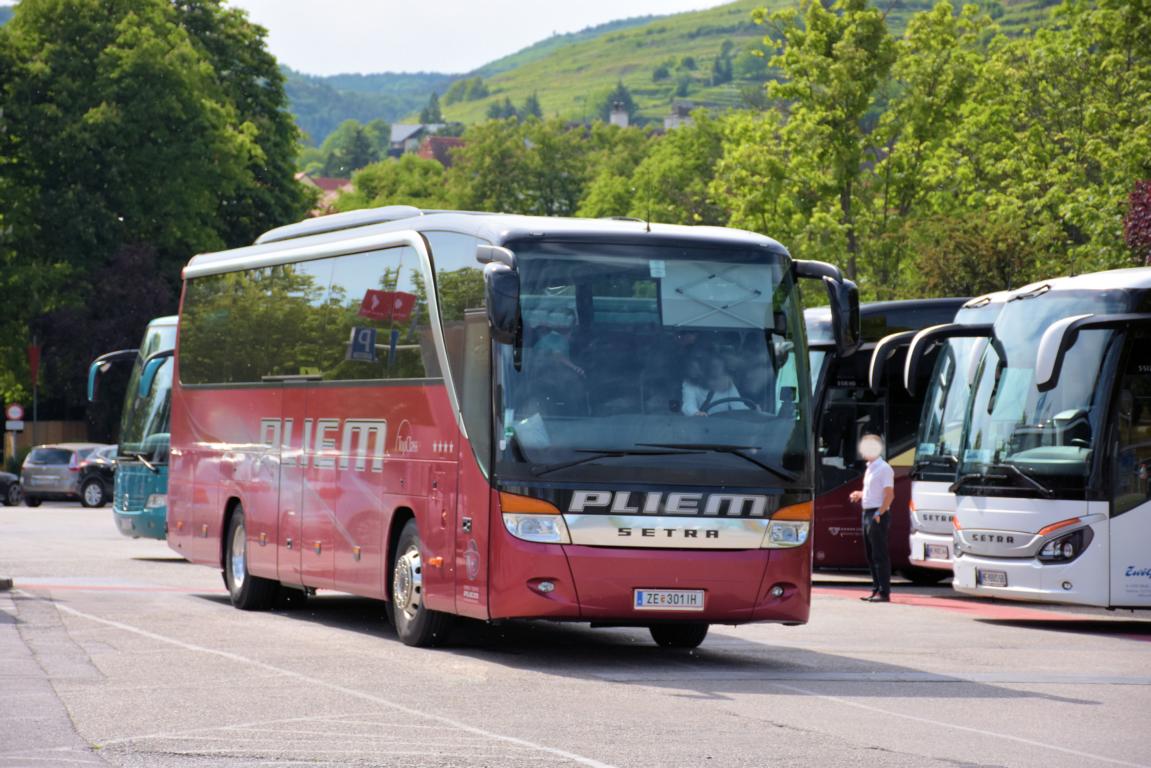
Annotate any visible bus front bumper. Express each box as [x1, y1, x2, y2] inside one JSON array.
[[113, 503, 168, 540], [908, 531, 954, 570], [487, 534, 811, 626], [952, 545, 1109, 607]]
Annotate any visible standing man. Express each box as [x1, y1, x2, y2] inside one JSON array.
[[849, 433, 895, 603]]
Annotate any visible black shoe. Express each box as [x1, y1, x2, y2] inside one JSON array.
[[860, 590, 879, 602], [866, 594, 891, 603]]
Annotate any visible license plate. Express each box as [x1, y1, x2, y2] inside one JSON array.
[[926, 544, 950, 560], [977, 569, 1008, 588], [633, 589, 705, 611]]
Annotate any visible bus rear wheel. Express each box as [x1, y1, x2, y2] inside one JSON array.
[[223, 506, 278, 611], [650, 623, 710, 649], [391, 520, 451, 647]]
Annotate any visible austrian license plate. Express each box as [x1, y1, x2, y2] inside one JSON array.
[[633, 589, 706, 611], [925, 544, 950, 560], [977, 569, 1008, 588]]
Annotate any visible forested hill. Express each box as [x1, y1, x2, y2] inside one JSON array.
[[287, 0, 1064, 143], [283, 69, 456, 144]]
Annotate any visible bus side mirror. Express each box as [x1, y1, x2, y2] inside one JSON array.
[[138, 350, 174, 398], [868, 331, 916, 393], [825, 277, 861, 358], [904, 323, 994, 396], [792, 260, 860, 358], [87, 349, 139, 403], [484, 263, 521, 345], [1036, 312, 1150, 391]]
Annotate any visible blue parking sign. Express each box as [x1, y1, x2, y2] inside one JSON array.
[[347, 326, 378, 362]]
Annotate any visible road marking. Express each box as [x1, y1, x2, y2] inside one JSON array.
[[772, 681, 1149, 768], [54, 603, 618, 768]]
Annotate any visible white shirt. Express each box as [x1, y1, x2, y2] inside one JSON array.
[[861, 458, 895, 510], [681, 382, 749, 416]]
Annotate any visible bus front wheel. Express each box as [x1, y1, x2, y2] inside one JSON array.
[[650, 623, 709, 649], [391, 520, 451, 647], [223, 507, 278, 611]]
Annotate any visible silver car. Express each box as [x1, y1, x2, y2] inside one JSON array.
[[21, 443, 108, 507]]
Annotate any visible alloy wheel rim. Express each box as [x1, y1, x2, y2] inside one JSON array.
[[393, 545, 423, 620], [7, 486, 19, 505], [230, 522, 247, 590], [84, 483, 102, 506]]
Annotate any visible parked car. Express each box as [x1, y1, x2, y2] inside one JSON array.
[[0, 472, 21, 507], [77, 445, 117, 508], [20, 443, 108, 507]]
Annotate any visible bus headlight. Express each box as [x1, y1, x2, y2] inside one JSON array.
[[762, 501, 812, 549], [1038, 527, 1091, 563], [503, 513, 571, 544], [145, 494, 167, 509], [499, 492, 570, 544]]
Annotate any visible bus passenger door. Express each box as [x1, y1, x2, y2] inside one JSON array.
[[1111, 336, 1151, 607], [277, 386, 307, 587]]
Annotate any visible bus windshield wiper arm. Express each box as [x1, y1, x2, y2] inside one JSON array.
[[126, 452, 159, 474], [995, 462, 1055, 498], [949, 465, 1053, 498], [533, 448, 701, 477], [637, 443, 800, 483]]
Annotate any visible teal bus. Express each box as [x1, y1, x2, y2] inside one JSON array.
[[88, 316, 177, 539]]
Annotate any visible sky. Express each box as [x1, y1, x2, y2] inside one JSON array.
[[220, 0, 725, 76]]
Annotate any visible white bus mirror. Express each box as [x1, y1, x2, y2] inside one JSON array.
[[868, 331, 916, 393], [1035, 313, 1150, 392], [904, 323, 994, 396]]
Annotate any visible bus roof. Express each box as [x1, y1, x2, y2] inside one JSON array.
[[1007, 267, 1151, 298], [184, 209, 790, 279], [806, 298, 968, 348]]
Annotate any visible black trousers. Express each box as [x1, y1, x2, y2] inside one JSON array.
[[863, 508, 891, 596]]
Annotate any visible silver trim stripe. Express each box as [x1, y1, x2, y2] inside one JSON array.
[[565, 514, 770, 550]]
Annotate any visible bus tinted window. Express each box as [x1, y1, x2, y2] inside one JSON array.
[[180, 247, 440, 384], [1115, 333, 1151, 516]]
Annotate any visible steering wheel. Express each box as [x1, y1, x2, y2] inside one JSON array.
[[701, 397, 760, 414]]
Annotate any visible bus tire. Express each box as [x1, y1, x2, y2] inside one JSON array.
[[901, 566, 949, 586], [223, 506, 278, 611], [649, 623, 709, 649], [391, 519, 451, 647], [80, 478, 106, 508]]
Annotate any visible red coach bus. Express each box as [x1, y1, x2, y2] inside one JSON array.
[[168, 207, 858, 647], [805, 299, 966, 584]]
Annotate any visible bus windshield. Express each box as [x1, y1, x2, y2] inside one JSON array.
[[119, 323, 176, 462], [958, 291, 1126, 497], [495, 241, 809, 487], [916, 302, 1003, 482]]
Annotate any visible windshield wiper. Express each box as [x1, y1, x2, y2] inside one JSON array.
[[995, 462, 1055, 498], [533, 448, 702, 477], [638, 443, 800, 483], [126, 452, 159, 474], [949, 464, 1053, 498]]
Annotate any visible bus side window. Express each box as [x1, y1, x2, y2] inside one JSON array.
[[1115, 334, 1151, 516]]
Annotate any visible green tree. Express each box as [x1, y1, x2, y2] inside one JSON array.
[[764, 0, 897, 279], [448, 119, 528, 212], [522, 92, 543, 120], [0, 0, 305, 407], [419, 91, 443, 123], [922, 0, 1151, 276], [487, 97, 518, 121], [336, 154, 451, 212], [319, 119, 379, 177], [628, 111, 724, 225], [578, 124, 652, 218]]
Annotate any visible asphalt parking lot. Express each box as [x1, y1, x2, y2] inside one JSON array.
[[2, 503, 1149, 768]]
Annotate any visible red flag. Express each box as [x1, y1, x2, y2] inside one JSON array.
[[359, 290, 417, 323]]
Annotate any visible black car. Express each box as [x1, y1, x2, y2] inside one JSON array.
[[0, 472, 21, 507], [77, 445, 117, 508]]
